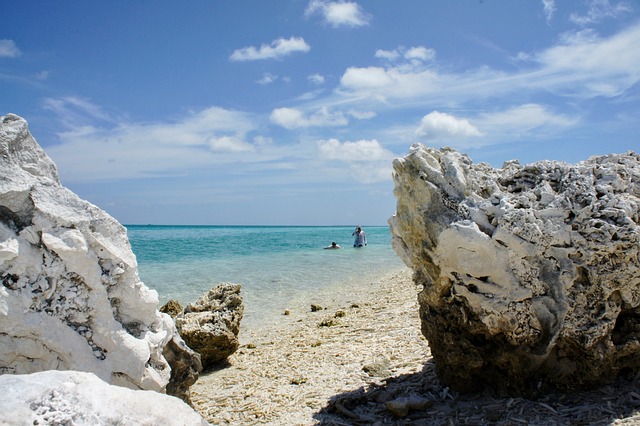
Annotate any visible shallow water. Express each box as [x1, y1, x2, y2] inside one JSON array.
[[126, 225, 406, 329]]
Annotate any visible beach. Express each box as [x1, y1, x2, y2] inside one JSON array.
[[190, 268, 425, 424], [190, 269, 640, 425]]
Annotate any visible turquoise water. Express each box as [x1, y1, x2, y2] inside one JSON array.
[[126, 225, 406, 329]]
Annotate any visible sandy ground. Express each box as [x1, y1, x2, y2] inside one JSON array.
[[191, 268, 640, 425]]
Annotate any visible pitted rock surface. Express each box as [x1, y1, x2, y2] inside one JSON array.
[[175, 283, 244, 369], [389, 144, 640, 396], [0, 114, 200, 398]]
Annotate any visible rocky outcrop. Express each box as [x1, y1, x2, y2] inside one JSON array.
[[0, 114, 200, 397], [389, 144, 640, 396], [0, 370, 209, 425], [175, 283, 243, 369]]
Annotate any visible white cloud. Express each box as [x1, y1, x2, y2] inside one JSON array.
[[0, 39, 20, 58], [270, 106, 347, 129], [43, 96, 115, 128], [308, 73, 325, 85], [256, 73, 278, 85], [340, 66, 395, 89], [530, 25, 640, 97], [570, 0, 633, 25], [305, 0, 370, 27], [337, 23, 640, 103], [347, 109, 376, 120], [542, 0, 556, 23], [477, 104, 578, 135], [375, 49, 400, 61], [43, 101, 261, 182], [375, 46, 435, 63], [230, 37, 310, 61], [208, 135, 255, 153], [415, 111, 484, 139], [318, 138, 391, 161], [317, 138, 394, 183], [411, 104, 578, 150], [405, 46, 436, 62]]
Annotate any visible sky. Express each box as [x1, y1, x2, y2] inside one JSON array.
[[1, 1, 639, 226]]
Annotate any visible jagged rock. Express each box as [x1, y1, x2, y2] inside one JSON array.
[[175, 283, 243, 369], [163, 334, 202, 406], [0, 370, 209, 425], [0, 114, 200, 398], [389, 144, 640, 396], [161, 299, 184, 318]]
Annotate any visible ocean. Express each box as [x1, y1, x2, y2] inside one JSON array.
[[126, 225, 407, 329]]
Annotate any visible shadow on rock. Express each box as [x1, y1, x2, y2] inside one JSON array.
[[315, 361, 640, 425]]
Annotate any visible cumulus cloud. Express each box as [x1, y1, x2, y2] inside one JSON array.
[[0, 39, 20, 57], [270, 107, 348, 129], [317, 138, 392, 161], [570, 0, 633, 26], [305, 0, 370, 27], [405, 46, 436, 62], [230, 37, 310, 61], [415, 111, 484, 139], [317, 138, 394, 183], [375, 46, 435, 63], [374, 49, 400, 61], [340, 66, 394, 89], [308, 73, 325, 85]]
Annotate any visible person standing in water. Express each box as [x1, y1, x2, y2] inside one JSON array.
[[352, 226, 367, 247]]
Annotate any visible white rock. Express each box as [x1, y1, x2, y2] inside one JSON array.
[[0, 114, 174, 392], [0, 370, 209, 425], [390, 144, 640, 395]]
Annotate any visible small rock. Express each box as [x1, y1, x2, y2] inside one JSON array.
[[290, 377, 308, 385], [362, 356, 391, 377], [319, 318, 337, 327], [160, 300, 184, 318], [385, 396, 434, 417], [175, 283, 244, 369]]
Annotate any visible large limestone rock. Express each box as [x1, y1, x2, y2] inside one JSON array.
[[389, 144, 640, 396], [0, 370, 209, 425], [175, 283, 243, 369], [0, 114, 199, 396]]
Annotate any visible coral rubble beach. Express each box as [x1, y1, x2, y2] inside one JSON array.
[[3, 113, 640, 425], [191, 268, 640, 425]]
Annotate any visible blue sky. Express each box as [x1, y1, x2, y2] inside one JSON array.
[[1, 1, 639, 225]]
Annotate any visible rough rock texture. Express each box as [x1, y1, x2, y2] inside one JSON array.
[[0, 370, 209, 425], [163, 333, 202, 406], [389, 144, 640, 396], [161, 299, 184, 318], [175, 283, 243, 369], [0, 114, 200, 397]]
